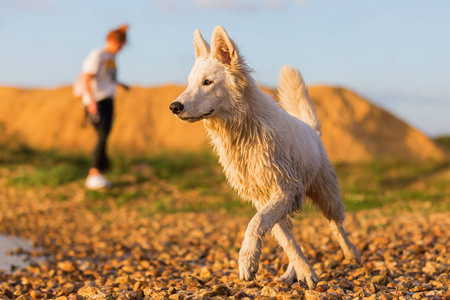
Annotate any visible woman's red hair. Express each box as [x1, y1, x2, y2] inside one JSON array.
[[107, 24, 129, 44]]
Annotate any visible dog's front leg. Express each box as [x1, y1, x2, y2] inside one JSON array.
[[272, 220, 319, 289], [239, 196, 289, 281]]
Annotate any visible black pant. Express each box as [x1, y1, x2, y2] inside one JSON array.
[[89, 98, 113, 172]]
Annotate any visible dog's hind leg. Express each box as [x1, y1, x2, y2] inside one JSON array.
[[329, 220, 361, 264], [308, 194, 361, 263], [308, 164, 361, 264], [271, 220, 319, 288]]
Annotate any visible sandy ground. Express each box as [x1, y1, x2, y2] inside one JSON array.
[[0, 174, 449, 300], [0, 85, 443, 162]]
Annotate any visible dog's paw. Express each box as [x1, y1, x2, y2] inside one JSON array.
[[275, 262, 318, 288], [275, 272, 296, 285], [344, 245, 362, 264], [238, 253, 260, 281], [275, 264, 296, 285], [296, 269, 319, 290]]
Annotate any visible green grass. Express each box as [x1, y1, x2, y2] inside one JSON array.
[[142, 151, 226, 190], [2, 145, 90, 187], [1, 145, 449, 214], [9, 164, 85, 187], [434, 135, 450, 153], [335, 159, 450, 211]]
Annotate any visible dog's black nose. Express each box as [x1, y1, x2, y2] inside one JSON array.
[[170, 102, 184, 115]]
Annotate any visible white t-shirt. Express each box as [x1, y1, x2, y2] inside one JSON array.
[[81, 48, 117, 105]]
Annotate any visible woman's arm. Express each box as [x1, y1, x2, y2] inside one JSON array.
[[117, 81, 130, 91], [84, 73, 97, 116]]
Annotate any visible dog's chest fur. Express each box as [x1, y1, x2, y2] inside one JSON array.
[[204, 120, 282, 206], [223, 143, 277, 204]]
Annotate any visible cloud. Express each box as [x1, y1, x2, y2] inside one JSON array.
[[16, 0, 53, 12], [295, 0, 308, 5], [193, 0, 287, 12], [156, 0, 178, 14], [156, 0, 308, 14]]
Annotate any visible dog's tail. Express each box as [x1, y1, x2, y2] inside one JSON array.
[[277, 65, 322, 136]]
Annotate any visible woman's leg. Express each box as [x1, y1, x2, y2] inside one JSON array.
[[92, 98, 114, 172]]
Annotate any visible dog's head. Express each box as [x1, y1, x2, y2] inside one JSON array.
[[170, 26, 250, 123]]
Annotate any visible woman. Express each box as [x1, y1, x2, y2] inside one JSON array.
[[81, 24, 129, 189]]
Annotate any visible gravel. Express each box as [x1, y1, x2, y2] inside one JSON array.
[[0, 181, 449, 299]]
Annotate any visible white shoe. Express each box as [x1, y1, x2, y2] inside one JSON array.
[[85, 174, 112, 190]]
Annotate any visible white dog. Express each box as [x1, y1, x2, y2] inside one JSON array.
[[170, 26, 361, 288]]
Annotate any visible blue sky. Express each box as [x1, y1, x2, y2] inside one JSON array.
[[0, 0, 449, 136]]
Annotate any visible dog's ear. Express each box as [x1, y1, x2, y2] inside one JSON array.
[[211, 26, 239, 65], [194, 29, 210, 58]]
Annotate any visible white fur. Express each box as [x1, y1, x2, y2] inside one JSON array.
[[170, 26, 361, 289]]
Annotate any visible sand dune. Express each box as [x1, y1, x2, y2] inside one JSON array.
[[0, 85, 443, 162]]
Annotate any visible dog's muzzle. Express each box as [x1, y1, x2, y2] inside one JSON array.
[[169, 102, 184, 115]]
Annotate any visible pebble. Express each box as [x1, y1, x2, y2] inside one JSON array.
[[370, 275, 389, 286], [29, 290, 43, 299], [364, 282, 377, 294], [260, 286, 277, 297], [305, 290, 327, 300]]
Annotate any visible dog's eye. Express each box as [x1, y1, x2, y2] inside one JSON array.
[[203, 79, 213, 86]]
